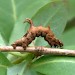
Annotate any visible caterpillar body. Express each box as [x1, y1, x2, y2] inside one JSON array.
[[11, 18, 63, 50]]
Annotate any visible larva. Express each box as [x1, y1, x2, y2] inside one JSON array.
[[11, 18, 63, 50]]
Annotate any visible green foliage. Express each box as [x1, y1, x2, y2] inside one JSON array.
[[0, 0, 75, 75], [0, 52, 11, 75], [61, 21, 75, 49], [32, 55, 75, 75]]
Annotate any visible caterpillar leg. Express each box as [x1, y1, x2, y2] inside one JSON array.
[[11, 44, 17, 49], [22, 42, 27, 50]]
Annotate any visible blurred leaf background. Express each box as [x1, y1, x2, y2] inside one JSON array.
[[0, 0, 75, 75]]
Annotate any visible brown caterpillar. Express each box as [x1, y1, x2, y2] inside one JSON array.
[[11, 18, 63, 50]]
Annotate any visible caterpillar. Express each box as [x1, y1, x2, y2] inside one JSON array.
[[11, 18, 63, 50]]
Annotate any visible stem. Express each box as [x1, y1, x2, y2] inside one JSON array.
[[0, 46, 75, 56]]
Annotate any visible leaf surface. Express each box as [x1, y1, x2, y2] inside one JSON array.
[[32, 55, 75, 75], [0, 52, 11, 75]]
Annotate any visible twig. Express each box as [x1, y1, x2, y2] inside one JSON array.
[[0, 46, 75, 56]]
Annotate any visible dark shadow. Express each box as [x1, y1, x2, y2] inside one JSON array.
[[64, 18, 75, 32]]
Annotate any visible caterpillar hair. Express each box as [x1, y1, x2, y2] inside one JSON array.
[[11, 18, 63, 50]]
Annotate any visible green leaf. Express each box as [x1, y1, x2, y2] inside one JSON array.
[[8, 0, 53, 44], [0, 0, 75, 45], [64, 45, 75, 50], [7, 61, 27, 75], [0, 67, 7, 75], [32, 55, 75, 75], [0, 52, 11, 75], [9, 0, 68, 46], [66, 0, 75, 20], [0, 52, 11, 66], [0, 0, 75, 75], [61, 26, 75, 49], [32, 1, 68, 46], [0, 0, 52, 44], [8, 61, 38, 75], [0, 33, 6, 45], [0, 0, 15, 44]]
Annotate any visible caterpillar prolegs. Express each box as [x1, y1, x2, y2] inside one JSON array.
[[11, 18, 63, 50]]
